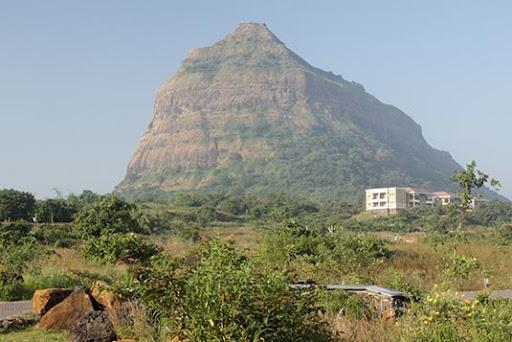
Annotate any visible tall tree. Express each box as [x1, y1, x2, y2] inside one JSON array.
[[0, 189, 36, 221], [451, 161, 500, 230], [36, 199, 76, 223]]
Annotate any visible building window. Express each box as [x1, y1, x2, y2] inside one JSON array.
[[379, 193, 386, 199], [372, 193, 378, 199], [372, 203, 378, 207], [379, 202, 386, 207]]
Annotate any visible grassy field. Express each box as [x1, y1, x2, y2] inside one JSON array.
[[21, 225, 512, 293], [0, 327, 67, 342], [2, 222, 512, 341]]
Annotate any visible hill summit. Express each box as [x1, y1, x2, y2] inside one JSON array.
[[117, 22, 463, 201]]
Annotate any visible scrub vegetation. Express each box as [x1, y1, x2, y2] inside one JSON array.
[[1, 185, 511, 341]]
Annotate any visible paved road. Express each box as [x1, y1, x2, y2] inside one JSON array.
[[0, 301, 32, 320]]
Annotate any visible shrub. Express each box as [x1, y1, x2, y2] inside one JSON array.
[[386, 269, 423, 300], [126, 238, 329, 341], [82, 232, 159, 264], [318, 290, 371, 319], [32, 224, 77, 248], [74, 195, 139, 239], [323, 233, 393, 272], [259, 221, 393, 279], [442, 254, 480, 289], [398, 288, 512, 341], [74, 196, 158, 264], [0, 221, 46, 300], [495, 223, 512, 245]]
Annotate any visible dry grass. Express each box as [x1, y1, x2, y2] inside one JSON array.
[[14, 227, 510, 342], [203, 225, 261, 253], [161, 225, 261, 257], [375, 235, 512, 292], [38, 248, 126, 278], [324, 313, 398, 342]]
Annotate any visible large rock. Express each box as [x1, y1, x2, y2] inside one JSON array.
[[69, 310, 117, 342], [32, 288, 73, 315], [90, 280, 126, 324], [90, 281, 121, 311], [38, 289, 94, 331]]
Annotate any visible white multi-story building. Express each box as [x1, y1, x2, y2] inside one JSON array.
[[366, 187, 487, 214], [365, 187, 435, 214]]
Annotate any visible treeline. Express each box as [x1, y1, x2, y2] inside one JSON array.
[[164, 192, 360, 226], [0, 188, 101, 223]]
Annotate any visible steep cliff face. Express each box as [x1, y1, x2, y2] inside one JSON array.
[[117, 22, 463, 201]]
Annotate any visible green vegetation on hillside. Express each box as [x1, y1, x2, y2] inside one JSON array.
[[118, 22, 497, 203]]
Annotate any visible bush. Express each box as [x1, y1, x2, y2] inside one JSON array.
[[0, 221, 46, 300], [442, 254, 480, 290], [33, 224, 77, 248], [398, 289, 512, 341], [386, 269, 423, 300], [318, 290, 371, 319], [82, 232, 159, 264], [126, 239, 329, 341], [74, 196, 158, 264], [495, 223, 512, 245], [74, 195, 140, 239]]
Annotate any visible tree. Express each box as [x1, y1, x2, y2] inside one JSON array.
[[74, 195, 139, 239], [36, 199, 76, 223], [0, 189, 36, 221], [450, 161, 500, 230], [74, 195, 157, 263], [67, 190, 102, 212], [0, 221, 45, 298]]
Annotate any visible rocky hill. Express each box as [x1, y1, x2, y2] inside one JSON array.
[[116, 22, 471, 202]]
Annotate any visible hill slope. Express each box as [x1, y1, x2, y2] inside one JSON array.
[[117, 22, 471, 202]]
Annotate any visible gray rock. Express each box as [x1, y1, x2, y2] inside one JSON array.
[[69, 310, 117, 342]]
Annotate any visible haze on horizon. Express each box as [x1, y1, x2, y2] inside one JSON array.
[[1, 0, 511, 199]]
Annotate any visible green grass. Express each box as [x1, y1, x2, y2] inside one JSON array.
[[0, 327, 68, 341]]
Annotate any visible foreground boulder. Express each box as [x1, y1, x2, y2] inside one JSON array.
[[32, 288, 73, 315], [69, 310, 117, 342], [39, 289, 94, 330], [91, 281, 121, 311]]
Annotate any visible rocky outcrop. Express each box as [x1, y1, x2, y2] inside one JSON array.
[[32, 288, 73, 315], [69, 310, 117, 342], [117, 22, 467, 201], [38, 289, 94, 331]]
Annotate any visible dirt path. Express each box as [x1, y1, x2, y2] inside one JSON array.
[[0, 301, 32, 320]]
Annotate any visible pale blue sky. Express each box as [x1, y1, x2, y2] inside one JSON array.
[[1, 1, 511, 199]]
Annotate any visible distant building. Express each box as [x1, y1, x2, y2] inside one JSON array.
[[432, 191, 459, 206], [366, 187, 487, 214], [470, 197, 489, 209], [365, 187, 435, 214]]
